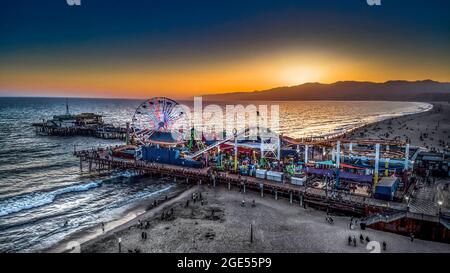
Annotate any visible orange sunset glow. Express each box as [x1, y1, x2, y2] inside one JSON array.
[[2, 50, 449, 98]]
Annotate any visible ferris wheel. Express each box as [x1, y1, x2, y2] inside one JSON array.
[[131, 97, 189, 145]]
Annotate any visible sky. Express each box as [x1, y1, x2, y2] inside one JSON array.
[[0, 0, 449, 98]]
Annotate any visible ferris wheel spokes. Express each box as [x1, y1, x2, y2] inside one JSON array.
[[131, 97, 189, 145]]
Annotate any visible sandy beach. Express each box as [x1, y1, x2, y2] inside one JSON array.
[[44, 182, 192, 253], [80, 185, 450, 253], [348, 102, 450, 152]]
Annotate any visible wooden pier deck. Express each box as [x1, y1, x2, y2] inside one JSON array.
[[74, 149, 408, 217]]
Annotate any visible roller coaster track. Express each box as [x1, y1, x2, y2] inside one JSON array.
[[187, 126, 281, 159], [187, 126, 409, 159]]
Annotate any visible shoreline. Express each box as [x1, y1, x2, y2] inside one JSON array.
[[341, 102, 434, 143], [348, 101, 449, 152], [43, 183, 194, 253], [80, 185, 450, 253]]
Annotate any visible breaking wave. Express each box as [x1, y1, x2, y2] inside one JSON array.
[[0, 181, 102, 217]]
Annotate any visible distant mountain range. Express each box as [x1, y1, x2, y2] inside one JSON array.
[[203, 80, 450, 102]]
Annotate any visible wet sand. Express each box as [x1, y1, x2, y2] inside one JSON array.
[[348, 102, 450, 152], [44, 182, 192, 253], [81, 185, 450, 253]]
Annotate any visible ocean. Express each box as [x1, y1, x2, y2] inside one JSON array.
[[0, 97, 432, 252]]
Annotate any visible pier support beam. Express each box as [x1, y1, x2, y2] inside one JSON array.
[[404, 144, 410, 171], [277, 135, 281, 161], [304, 145, 309, 164], [300, 193, 303, 207], [374, 143, 380, 187], [385, 159, 390, 177], [335, 141, 341, 187], [243, 184, 246, 194], [228, 182, 231, 190], [289, 191, 293, 204], [234, 131, 238, 173], [260, 185, 264, 197], [275, 190, 278, 200]]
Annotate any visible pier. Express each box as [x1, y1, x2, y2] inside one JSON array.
[[69, 97, 450, 243], [75, 148, 450, 242], [75, 148, 404, 217], [33, 123, 128, 140], [32, 100, 129, 140]]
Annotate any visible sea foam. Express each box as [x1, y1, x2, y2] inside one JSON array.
[[0, 181, 102, 217]]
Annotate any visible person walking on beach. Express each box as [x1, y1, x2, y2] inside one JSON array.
[[352, 236, 357, 247], [101, 222, 105, 233], [348, 236, 352, 246]]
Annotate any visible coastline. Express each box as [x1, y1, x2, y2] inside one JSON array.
[[348, 101, 449, 152], [341, 102, 433, 142], [43, 183, 194, 253], [45, 101, 450, 253]]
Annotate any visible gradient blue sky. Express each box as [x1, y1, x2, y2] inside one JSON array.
[[1, 0, 449, 98]]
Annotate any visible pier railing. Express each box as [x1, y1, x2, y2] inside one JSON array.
[[361, 210, 448, 228], [73, 149, 414, 217]]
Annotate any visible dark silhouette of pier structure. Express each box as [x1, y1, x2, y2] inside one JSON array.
[[33, 123, 128, 140]]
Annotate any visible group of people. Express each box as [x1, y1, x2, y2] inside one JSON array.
[[161, 207, 175, 221], [325, 216, 334, 224], [347, 234, 388, 251], [137, 219, 151, 230], [192, 192, 205, 206], [241, 199, 256, 207]]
